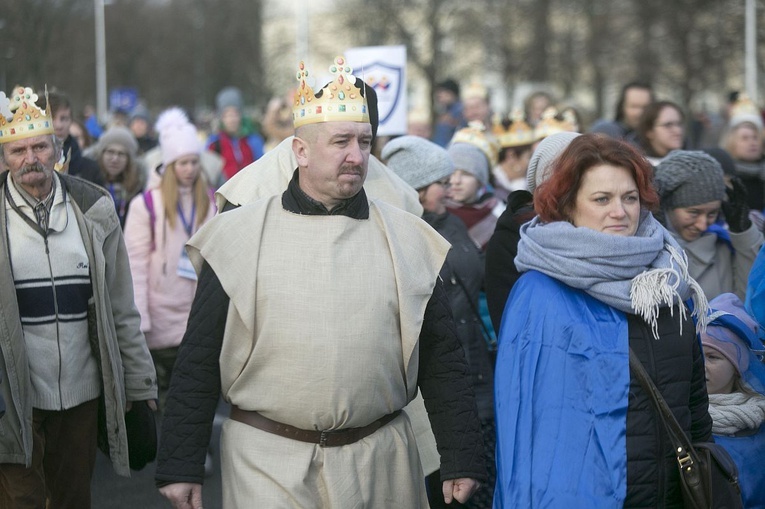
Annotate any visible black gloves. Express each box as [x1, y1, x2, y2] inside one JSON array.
[[722, 177, 752, 233]]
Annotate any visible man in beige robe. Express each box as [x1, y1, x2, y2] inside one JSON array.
[[156, 59, 486, 508]]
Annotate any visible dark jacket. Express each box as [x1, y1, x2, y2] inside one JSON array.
[[625, 308, 712, 508], [156, 182, 487, 487], [424, 210, 494, 420], [0, 372, 5, 419], [63, 135, 104, 187], [484, 190, 534, 334]]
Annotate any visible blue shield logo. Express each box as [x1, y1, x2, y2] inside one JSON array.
[[359, 61, 404, 125]]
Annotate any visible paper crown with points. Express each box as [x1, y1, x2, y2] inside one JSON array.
[[0, 86, 54, 144], [450, 121, 501, 167], [293, 56, 369, 128], [462, 82, 488, 101], [493, 110, 535, 148], [729, 94, 763, 130], [533, 106, 576, 141]]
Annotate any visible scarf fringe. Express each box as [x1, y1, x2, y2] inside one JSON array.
[[630, 244, 710, 339]]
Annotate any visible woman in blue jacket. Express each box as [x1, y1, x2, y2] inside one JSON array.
[[494, 134, 711, 507]]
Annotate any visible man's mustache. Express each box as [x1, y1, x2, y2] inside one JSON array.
[[339, 165, 364, 176], [18, 163, 46, 176]]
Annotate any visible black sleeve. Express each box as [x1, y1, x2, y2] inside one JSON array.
[[484, 191, 533, 334], [155, 261, 229, 487], [417, 278, 488, 483], [689, 334, 713, 443]]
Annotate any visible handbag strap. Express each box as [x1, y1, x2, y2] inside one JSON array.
[[628, 348, 698, 465]]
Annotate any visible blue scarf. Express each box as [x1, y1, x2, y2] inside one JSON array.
[[515, 211, 708, 338]]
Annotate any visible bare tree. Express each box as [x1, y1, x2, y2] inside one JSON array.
[[1, 0, 763, 130]]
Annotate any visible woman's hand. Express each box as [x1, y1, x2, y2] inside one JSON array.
[[722, 176, 752, 233]]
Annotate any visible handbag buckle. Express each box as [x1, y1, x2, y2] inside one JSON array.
[[676, 446, 694, 471]]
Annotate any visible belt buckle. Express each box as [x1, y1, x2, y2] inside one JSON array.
[[319, 430, 331, 448]]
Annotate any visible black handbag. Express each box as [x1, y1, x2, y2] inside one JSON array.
[[628, 349, 743, 509], [89, 302, 157, 471]]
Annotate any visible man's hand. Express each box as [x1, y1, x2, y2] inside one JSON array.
[[442, 477, 481, 504], [159, 482, 203, 509]]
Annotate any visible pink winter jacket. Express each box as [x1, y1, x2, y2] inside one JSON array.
[[124, 188, 216, 350]]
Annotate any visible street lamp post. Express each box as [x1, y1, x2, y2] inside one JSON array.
[[745, 0, 757, 102], [95, 0, 107, 124]]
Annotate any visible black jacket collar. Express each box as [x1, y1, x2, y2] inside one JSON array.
[[282, 169, 369, 219]]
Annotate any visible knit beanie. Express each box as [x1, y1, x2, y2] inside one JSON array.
[[130, 103, 150, 123], [216, 87, 244, 112], [447, 143, 489, 186], [155, 108, 201, 168], [98, 126, 138, 159], [526, 131, 580, 193], [702, 293, 760, 375], [382, 136, 454, 190], [654, 150, 726, 210]]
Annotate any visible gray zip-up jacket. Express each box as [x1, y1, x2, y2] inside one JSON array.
[[0, 172, 157, 476]]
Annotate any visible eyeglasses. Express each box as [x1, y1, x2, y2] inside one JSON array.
[[104, 149, 128, 159], [655, 121, 684, 130]]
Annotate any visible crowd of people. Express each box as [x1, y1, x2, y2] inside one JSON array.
[[1, 56, 765, 509]]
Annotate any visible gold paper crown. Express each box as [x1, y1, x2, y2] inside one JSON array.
[[451, 121, 501, 167], [729, 94, 763, 129], [533, 107, 576, 141], [293, 56, 369, 128], [492, 110, 535, 148], [462, 82, 488, 101], [0, 86, 54, 144]]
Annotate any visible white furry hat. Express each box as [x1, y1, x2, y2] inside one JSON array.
[[155, 107, 201, 168]]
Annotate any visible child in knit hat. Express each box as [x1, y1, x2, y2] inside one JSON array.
[[123, 107, 217, 411], [702, 292, 765, 508], [654, 150, 764, 300], [206, 86, 265, 182], [445, 124, 503, 250]]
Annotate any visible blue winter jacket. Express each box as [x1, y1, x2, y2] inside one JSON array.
[[494, 271, 711, 508]]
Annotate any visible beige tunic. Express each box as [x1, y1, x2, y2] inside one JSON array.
[[187, 196, 449, 508], [213, 136, 439, 474]]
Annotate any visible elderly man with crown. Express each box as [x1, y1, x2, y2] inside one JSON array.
[[155, 56, 486, 508], [0, 86, 157, 508]]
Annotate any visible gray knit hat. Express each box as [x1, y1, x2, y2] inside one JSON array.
[[381, 136, 454, 190], [216, 87, 244, 112], [527, 131, 581, 193], [447, 142, 489, 186], [98, 126, 139, 159], [654, 150, 726, 210]]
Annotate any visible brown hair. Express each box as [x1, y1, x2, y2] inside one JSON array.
[[637, 100, 685, 156], [534, 133, 659, 222]]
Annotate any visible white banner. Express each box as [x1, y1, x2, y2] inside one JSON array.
[[345, 45, 407, 137]]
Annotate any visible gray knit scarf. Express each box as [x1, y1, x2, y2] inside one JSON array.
[[709, 392, 765, 435], [515, 210, 709, 337]]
